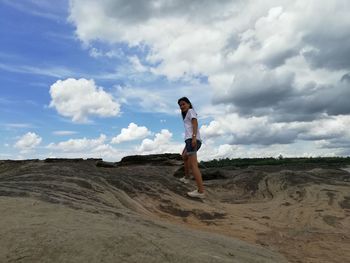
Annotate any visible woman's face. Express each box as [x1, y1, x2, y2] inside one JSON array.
[[178, 100, 190, 112]]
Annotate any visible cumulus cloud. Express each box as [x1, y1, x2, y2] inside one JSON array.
[[138, 129, 182, 154], [68, 0, 241, 80], [111, 122, 151, 144], [49, 78, 120, 123], [279, 77, 350, 120], [128, 56, 148, 73], [69, 1, 350, 117], [198, 143, 243, 161], [300, 115, 350, 141], [14, 132, 42, 153], [45, 134, 132, 161], [47, 134, 107, 152], [214, 66, 295, 115], [201, 114, 302, 145], [300, 4, 350, 71], [68, 0, 350, 155], [215, 67, 350, 121], [201, 113, 350, 147]]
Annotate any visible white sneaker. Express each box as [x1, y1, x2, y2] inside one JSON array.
[[179, 177, 190, 184], [187, 189, 205, 199]]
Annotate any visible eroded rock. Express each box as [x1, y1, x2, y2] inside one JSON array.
[[1, 155, 350, 263]]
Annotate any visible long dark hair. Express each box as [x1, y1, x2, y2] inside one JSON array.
[[178, 97, 193, 119]]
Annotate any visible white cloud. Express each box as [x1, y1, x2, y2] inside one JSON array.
[[199, 143, 242, 161], [68, 0, 236, 80], [111, 122, 151, 144], [0, 62, 74, 78], [68, 1, 350, 117], [4, 123, 33, 129], [89, 47, 123, 59], [198, 140, 340, 162], [47, 143, 125, 161], [299, 115, 350, 141], [68, 0, 309, 81], [138, 129, 182, 154], [201, 113, 350, 147], [46, 134, 131, 161], [14, 132, 42, 153], [52, 130, 78, 136], [49, 78, 120, 123], [47, 134, 107, 152], [66, 0, 350, 157], [128, 56, 148, 73], [200, 113, 301, 145]]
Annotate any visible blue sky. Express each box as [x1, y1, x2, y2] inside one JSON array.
[[1, 0, 350, 161]]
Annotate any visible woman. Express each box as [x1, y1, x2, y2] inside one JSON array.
[[178, 97, 205, 198]]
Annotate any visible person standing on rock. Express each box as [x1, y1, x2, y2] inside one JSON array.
[[178, 97, 205, 198]]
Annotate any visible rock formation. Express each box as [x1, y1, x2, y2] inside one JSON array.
[[1, 154, 350, 262]]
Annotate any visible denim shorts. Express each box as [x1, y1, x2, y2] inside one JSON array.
[[184, 139, 202, 155]]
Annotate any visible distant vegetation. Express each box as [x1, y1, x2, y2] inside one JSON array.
[[200, 156, 350, 168]]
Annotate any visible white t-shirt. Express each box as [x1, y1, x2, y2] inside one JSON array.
[[183, 109, 201, 141]]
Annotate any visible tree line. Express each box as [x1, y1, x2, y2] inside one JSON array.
[[200, 156, 350, 168]]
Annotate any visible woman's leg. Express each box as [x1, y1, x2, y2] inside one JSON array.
[[188, 154, 204, 193], [182, 149, 190, 178]]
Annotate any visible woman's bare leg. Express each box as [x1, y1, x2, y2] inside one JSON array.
[[182, 149, 190, 178], [188, 154, 204, 193]]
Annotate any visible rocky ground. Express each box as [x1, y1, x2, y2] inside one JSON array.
[[1, 154, 350, 262]]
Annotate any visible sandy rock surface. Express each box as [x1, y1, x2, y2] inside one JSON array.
[[1, 155, 350, 262]]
